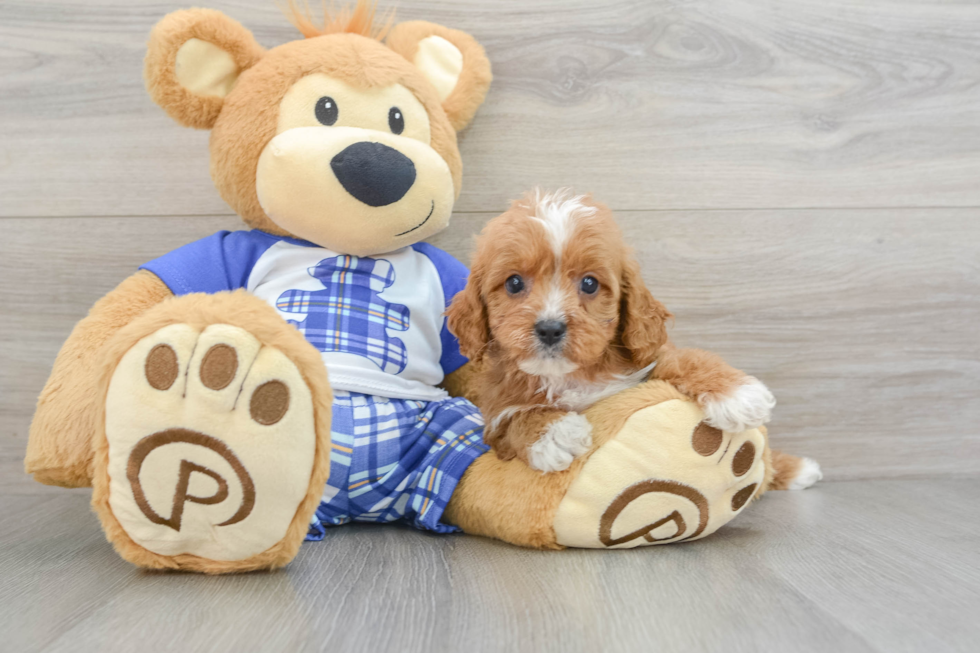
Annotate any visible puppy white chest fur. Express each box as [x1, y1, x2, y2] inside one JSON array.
[[535, 363, 657, 412]]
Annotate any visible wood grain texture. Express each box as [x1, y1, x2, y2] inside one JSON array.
[[1, 479, 978, 652], [2, 0, 980, 217], [3, 210, 979, 492], [2, 1, 978, 647]]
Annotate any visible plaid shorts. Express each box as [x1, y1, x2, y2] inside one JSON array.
[[306, 391, 488, 540]]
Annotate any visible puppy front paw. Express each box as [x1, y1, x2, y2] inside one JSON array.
[[700, 377, 775, 432], [528, 413, 593, 473]]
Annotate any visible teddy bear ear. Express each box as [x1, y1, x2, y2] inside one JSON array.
[[145, 9, 265, 130], [386, 21, 492, 132]]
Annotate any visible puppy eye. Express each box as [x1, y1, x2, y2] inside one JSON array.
[[505, 275, 525, 295], [580, 276, 599, 294], [315, 97, 338, 126], [388, 107, 405, 135]]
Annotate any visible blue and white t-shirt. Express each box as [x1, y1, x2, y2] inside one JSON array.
[[141, 230, 469, 402]]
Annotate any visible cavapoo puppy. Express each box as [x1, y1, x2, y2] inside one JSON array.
[[447, 190, 783, 473]]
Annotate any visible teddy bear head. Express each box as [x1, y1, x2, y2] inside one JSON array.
[[145, 1, 491, 256]]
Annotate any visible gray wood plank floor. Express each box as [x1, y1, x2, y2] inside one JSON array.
[[2, 479, 978, 653], [2, 0, 980, 216], [2, 0, 979, 650]]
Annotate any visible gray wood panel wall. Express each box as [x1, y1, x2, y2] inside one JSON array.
[[3, 0, 979, 491]]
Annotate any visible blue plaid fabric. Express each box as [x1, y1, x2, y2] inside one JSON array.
[[306, 391, 489, 539], [277, 255, 411, 374]]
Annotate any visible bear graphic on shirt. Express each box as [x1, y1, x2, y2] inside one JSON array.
[[277, 255, 410, 374]]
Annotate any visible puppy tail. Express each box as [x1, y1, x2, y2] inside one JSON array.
[[769, 450, 823, 490]]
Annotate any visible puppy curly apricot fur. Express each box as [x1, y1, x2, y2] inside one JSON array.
[[448, 190, 780, 472]]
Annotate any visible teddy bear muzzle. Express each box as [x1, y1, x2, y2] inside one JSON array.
[[255, 126, 455, 256]]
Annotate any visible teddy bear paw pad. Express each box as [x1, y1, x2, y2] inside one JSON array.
[[552, 399, 765, 548], [103, 323, 317, 561]]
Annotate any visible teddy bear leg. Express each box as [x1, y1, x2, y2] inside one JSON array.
[[26, 270, 173, 488], [90, 291, 332, 573], [445, 380, 770, 549]]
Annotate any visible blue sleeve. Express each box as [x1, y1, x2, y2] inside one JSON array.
[[140, 230, 281, 296], [412, 242, 470, 376]]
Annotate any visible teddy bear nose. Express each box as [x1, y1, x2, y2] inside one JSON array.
[[330, 142, 417, 207]]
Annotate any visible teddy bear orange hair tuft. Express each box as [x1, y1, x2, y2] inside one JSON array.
[[280, 0, 395, 40]]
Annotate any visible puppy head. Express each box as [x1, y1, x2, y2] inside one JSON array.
[[448, 190, 671, 376]]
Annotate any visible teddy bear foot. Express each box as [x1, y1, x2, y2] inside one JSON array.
[[93, 322, 323, 572], [553, 398, 766, 548], [444, 381, 769, 550]]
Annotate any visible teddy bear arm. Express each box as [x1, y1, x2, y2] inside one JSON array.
[[26, 270, 173, 487]]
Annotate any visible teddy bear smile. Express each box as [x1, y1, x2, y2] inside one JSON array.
[[394, 200, 436, 237]]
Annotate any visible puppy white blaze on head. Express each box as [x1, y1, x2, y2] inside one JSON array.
[[539, 282, 571, 322], [528, 188, 598, 261], [466, 189, 633, 390]]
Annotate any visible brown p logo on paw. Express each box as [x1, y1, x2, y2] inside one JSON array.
[[598, 480, 709, 546], [127, 429, 255, 532], [103, 323, 319, 561], [553, 400, 767, 549]]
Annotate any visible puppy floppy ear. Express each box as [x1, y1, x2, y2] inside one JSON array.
[[145, 9, 265, 129], [619, 259, 672, 368], [446, 271, 491, 361], [386, 21, 492, 131]]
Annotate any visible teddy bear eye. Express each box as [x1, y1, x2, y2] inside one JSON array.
[[388, 107, 404, 135], [315, 96, 338, 126], [580, 276, 599, 294], [505, 275, 525, 295]]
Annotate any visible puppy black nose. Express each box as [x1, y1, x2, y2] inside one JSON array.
[[535, 320, 567, 346], [330, 142, 416, 207]]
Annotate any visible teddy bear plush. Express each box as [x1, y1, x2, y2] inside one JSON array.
[[24, 1, 789, 573]]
